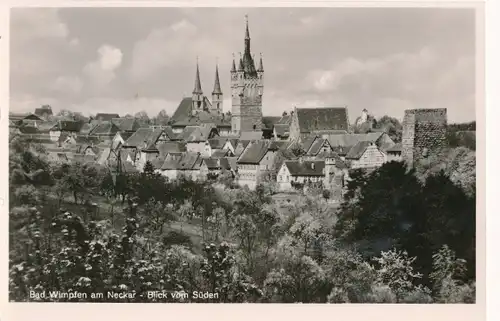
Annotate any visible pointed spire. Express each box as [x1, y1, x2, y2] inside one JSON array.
[[258, 52, 264, 72], [244, 15, 251, 55], [193, 56, 202, 94], [231, 53, 236, 72], [245, 14, 250, 40], [212, 59, 222, 95]]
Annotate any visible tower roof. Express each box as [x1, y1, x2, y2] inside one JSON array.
[[192, 58, 203, 95], [242, 16, 258, 78], [212, 63, 222, 95]]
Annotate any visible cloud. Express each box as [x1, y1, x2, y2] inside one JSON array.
[[50, 76, 84, 94], [83, 44, 123, 87], [11, 8, 69, 40]]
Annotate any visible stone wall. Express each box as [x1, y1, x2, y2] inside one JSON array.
[[402, 108, 448, 167]]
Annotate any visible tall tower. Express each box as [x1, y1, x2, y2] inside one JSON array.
[[230, 15, 264, 135], [211, 60, 223, 114], [192, 57, 204, 114]]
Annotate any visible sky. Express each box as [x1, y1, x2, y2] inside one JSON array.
[[10, 7, 476, 123]]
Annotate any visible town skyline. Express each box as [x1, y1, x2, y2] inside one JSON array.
[[11, 7, 476, 123]]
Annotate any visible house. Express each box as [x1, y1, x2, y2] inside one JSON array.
[[236, 140, 282, 189], [160, 152, 203, 181], [49, 120, 82, 142], [185, 125, 219, 154], [111, 131, 135, 150], [345, 141, 386, 169], [289, 107, 350, 141], [123, 127, 164, 150], [301, 136, 334, 160], [277, 160, 325, 191], [386, 143, 403, 162], [89, 121, 120, 142], [95, 113, 120, 122], [34, 105, 53, 120], [151, 142, 188, 169], [9, 112, 44, 123], [199, 157, 233, 180], [204, 137, 228, 157]]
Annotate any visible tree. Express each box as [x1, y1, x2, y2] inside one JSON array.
[[374, 115, 403, 143], [134, 111, 150, 127], [154, 109, 170, 126]]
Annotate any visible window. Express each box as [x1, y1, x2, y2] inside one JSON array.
[[279, 175, 282, 181]]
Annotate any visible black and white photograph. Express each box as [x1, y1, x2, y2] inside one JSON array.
[[7, 6, 480, 304]]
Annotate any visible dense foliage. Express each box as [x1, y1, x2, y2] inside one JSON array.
[[8, 137, 476, 303]]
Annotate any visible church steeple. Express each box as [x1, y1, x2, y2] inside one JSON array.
[[212, 60, 222, 95], [192, 57, 203, 95], [192, 57, 204, 113], [212, 59, 223, 113]]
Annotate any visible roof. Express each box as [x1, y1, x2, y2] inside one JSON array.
[[37, 121, 58, 132], [386, 142, 403, 153], [18, 126, 39, 134], [284, 161, 325, 177], [202, 158, 221, 170], [301, 135, 319, 153], [208, 137, 227, 149], [157, 141, 186, 157], [75, 135, 100, 145], [163, 126, 180, 140], [326, 132, 384, 148], [171, 97, 217, 124], [307, 138, 331, 156], [90, 121, 119, 136], [295, 107, 349, 133], [212, 149, 229, 158], [240, 131, 263, 140], [96, 148, 111, 165], [185, 125, 217, 142], [345, 141, 375, 159], [80, 121, 99, 135], [95, 113, 120, 121], [269, 140, 291, 151], [237, 141, 270, 164], [313, 129, 348, 136], [58, 120, 82, 132], [161, 152, 201, 170], [111, 118, 140, 132], [274, 124, 290, 137], [277, 115, 291, 124], [225, 157, 238, 171], [9, 112, 31, 121], [124, 128, 163, 149]]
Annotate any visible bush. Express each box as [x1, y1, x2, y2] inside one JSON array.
[[162, 231, 193, 249]]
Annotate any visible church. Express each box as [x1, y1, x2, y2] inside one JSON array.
[[169, 15, 264, 137]]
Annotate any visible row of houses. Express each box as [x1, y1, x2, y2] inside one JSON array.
[[10, 106, 406, 202]]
